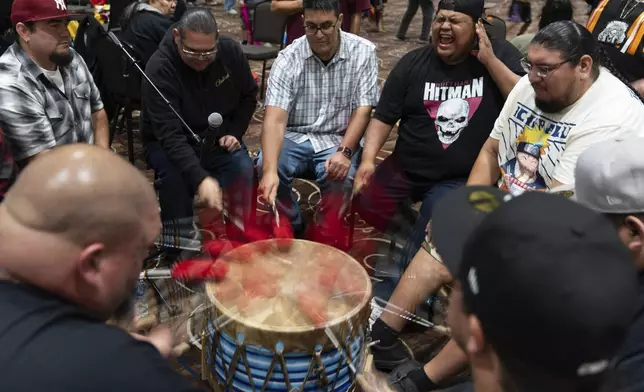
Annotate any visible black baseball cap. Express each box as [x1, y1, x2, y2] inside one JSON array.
[[437, 0, 492, 25], [432, 187, 637, 392]]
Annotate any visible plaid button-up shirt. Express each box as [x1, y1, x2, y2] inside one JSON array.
[[0, 43, 103, 161], [0, 129, 16, 202], [265, 31, 379, 153]]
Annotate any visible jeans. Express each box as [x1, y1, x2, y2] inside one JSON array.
[[257, 138, 361, 234], [397, 0, 433, 40], [224, 0, 235, 12], [356, 156, 465, 271], [145, 141, 256, 239]]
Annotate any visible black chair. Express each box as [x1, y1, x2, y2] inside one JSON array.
[[92, 29, 142, 163], [241, 1, 288, 99]]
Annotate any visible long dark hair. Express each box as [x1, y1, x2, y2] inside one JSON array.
[[539, 0, 573, 30], [532, 21, 643, 101]]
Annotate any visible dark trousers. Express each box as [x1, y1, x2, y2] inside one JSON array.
[[145, 141, 256, 238], [356, 156, 465, 269], [397, 0, 434, 40]]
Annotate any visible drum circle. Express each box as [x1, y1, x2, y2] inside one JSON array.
[[202, 239, 372, 392]]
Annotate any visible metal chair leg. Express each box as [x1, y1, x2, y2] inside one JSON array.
[[260, 60, 267, 100], [124, 105, 135, 164], [108, 104, 123, 147]]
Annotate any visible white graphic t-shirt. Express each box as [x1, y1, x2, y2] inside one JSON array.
[[490, 68, 644, 196]]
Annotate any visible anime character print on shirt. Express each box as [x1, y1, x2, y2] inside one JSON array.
[[500, 125, 548, 195], [424, 77, 484, 149], [498, 102, 576, 196]]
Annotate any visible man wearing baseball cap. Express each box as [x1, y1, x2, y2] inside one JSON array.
[[575, 138, 644, 392], [0, 0, 109, 167], [431, 187, 637, 392]]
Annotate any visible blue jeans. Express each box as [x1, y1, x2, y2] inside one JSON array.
[[257, 138, 361, 234], [356, 156, 466, 272], [145, 141, 256, 238], [224, 0, 235, 11]]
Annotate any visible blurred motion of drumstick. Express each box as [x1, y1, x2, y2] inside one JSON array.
[[271, 201, 280, 227], [372, 297, 450, 335], [338, 190, 355, 219], [324, 326, 357, 375]]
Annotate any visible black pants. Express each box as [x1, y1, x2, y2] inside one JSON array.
[[145, 141, 256, 240], [396, 0, 434, 40]]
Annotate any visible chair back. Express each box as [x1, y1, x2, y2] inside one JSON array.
[[109, 0, 137, 30], [252, 1, 288, 47], [93, 30, 142, 102]]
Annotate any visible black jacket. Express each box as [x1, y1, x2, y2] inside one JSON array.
[[120, 0, 187, 65], [141, 32, 258, 193]]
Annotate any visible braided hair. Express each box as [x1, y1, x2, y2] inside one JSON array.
[[532, 21, 643, 102]]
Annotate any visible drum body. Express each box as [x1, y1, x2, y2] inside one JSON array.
[[203, 239, 372, 392]]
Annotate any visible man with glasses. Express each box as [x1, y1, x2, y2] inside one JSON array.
[[141, 8, 257, 236], [258, 0, 378, 243], [468, 21, 644, 193], [0, 0, 110, 167]]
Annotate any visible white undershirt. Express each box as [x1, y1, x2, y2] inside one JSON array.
[[39, 66, 64, 92]]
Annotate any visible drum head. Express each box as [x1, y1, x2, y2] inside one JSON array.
[[205, 239, 371, 333]]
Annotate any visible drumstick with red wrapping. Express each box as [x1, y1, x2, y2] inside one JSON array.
[[139, 259, 229, 282]]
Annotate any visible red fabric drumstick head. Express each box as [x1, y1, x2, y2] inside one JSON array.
[[273, 215, 294, 252], [170, 259, 229, 282]]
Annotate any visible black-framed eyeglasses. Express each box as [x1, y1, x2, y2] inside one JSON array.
[[304, 17, 339, 35], [180, 40, 217, 59], [520, 57, 572, 78]]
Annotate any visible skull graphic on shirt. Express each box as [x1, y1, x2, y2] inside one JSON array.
[[435, 98, 470, 145]]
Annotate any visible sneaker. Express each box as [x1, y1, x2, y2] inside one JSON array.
[[388, 360, 431, 392], [371, 337, 414, 372], [226, 8, 238, 15], [395, 35, 406, 41]]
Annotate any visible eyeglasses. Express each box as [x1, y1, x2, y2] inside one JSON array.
[[520, 57, 571, 78], [304, 18, 339, 35], [180, 41, 217, 59]]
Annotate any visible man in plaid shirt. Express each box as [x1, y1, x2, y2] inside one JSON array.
[[0, 0, 109, 167], [0, 129, 17, 202], [258, 0, 379, 240]]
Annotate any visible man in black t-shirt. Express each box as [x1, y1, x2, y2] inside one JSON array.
[[0, 145, 204, 392], [355, 0, 523, 368]]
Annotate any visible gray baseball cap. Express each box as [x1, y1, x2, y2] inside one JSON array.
[[575, 138, 644, 214]]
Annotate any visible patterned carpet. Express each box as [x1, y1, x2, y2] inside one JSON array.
[[110, 0, 592, 387]]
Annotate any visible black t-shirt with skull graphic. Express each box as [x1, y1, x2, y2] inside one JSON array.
[[373, 41, 524, 182]]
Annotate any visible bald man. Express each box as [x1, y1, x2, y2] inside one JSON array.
[[0, 145, 205, 391]]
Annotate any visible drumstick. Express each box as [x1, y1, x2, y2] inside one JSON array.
[[338, 190, 355, 219], [325, 326, 357, 375], [271, 201, 280, 228], [372, 297, 450, 335], [139, 259, 229, 282]]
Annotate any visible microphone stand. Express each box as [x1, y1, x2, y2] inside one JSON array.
[[106, 31, 202, 145]]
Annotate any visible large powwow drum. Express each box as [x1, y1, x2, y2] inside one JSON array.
[[203, 239, 372, 392]]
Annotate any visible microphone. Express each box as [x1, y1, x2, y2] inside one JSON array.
[[205, 112, 224, 147]]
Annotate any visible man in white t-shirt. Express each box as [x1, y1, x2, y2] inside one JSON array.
[[469, 21, 644, 194], [365, 21, 644, 392]]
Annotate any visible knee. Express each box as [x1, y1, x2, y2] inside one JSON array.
[[231, 150, 255, 178]]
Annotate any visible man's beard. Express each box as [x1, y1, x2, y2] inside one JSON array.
[[50, 49, 73, 67], [534, 98, 566, 113]]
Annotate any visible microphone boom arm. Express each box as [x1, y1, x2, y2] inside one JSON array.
[[106, 31, 202, 145]]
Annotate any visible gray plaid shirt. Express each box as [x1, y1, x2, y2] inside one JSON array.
[[0, 43, 103, 161], [265, 31, 379, 153]]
